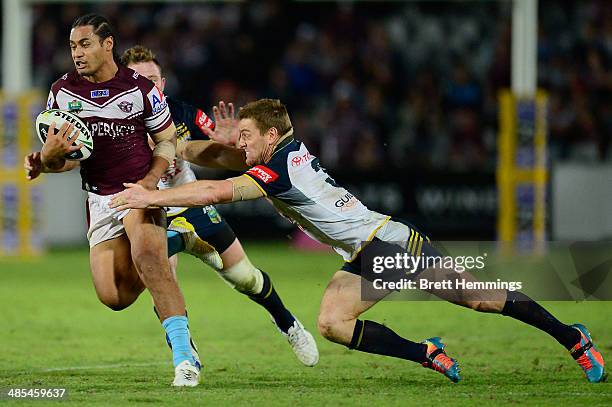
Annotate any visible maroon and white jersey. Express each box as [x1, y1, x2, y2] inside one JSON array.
[[46, 65, 173, 195]]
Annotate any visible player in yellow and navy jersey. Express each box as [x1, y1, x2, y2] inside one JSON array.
[[111, 98, 605, 384]]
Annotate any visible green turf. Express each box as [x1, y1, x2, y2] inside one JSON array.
[[0, 243, 610, 406]]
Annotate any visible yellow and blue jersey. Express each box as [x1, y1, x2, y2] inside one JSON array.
[[242, 136, 389, 262]]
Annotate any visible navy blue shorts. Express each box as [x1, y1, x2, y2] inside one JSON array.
[[167, 206, 236, 254], [341, 217, 436, 279]]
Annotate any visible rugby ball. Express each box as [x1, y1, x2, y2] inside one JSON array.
[[35, 109, 93, 161]]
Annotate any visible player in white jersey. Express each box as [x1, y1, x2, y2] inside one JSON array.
[[110, 99, 605, 384], [121, 45, 318, 366]]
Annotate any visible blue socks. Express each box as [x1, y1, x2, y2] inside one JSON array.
[[167, 230, 185, 257], [163, 235, 194, 367], [162, 315, 194, 367]]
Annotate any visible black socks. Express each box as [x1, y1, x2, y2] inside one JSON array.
[[349, 319, 428, 363], [501, 290, 580, 350], [344, 290, 580, 367], [249, 271, 296, 333]]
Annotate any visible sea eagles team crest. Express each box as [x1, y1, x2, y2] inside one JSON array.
[[117, 101, 134, 113]]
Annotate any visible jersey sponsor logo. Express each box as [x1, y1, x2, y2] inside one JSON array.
[[195, 110, 214, 132], [90, 89, 109, 98], [117, 100, 134, 113], [335, 192, 357, 210], [247, 165, 279, 184], [68, 99, 82, 112], [89, 121, 136, 138], [132, 72, 139, 79], [148, 86, 168, 115], [152, 94, 163, 108], [291, 151, 313, 167]]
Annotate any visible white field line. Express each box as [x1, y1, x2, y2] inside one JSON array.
[[41, 361, 169, 372]]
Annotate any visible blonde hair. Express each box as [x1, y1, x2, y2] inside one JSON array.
[[120, 45, 161, 71], [238, 99, 293, 136]]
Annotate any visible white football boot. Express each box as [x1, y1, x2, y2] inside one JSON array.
[[172, 360, 200, 387], [273, 317, 319, 367], [165, 334, 202, 371], [168, 217, 223, 270]]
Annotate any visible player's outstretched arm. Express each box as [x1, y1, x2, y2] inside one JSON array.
[[24, 151, 79, 180], [110, 178, 232, 210], [178, 140, 248, 171], [109, 174, 264, 211], [200, 101, 239, 147]]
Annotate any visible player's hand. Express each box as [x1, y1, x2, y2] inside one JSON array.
[[202, 101, 239, 147], [41, 122, 84, 165], [109, 183, 153, 211], [24, 151, 43, 180]]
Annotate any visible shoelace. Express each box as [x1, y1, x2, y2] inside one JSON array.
[[288, 328, 309, 348], [570, 333, 595, 371], [575, 353, 593, 371], [182, 369, 196, 381], [430, 353, 455, 373]]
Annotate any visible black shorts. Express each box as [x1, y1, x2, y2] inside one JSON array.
[[167, 206, 236, 254]]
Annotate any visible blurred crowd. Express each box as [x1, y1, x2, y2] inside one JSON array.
[[30, 0, 611, 171]]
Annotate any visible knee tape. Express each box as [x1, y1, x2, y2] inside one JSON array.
[[216, 257, 264, 295]]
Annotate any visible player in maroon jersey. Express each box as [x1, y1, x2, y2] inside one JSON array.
[[38, 14, 200, 386]]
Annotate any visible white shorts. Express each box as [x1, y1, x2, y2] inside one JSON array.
[[374, 218, 412, 246], [86, 192, 130, 248]]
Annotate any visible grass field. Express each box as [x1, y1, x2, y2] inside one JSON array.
[[1, 242, 610, 406]]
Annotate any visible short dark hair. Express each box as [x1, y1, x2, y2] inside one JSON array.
[[72, 14, 118, 60]]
